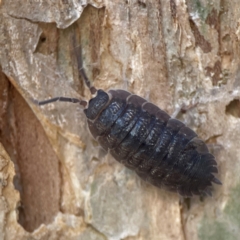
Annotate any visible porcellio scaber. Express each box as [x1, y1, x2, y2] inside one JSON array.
[[36, 46, 221, 197]]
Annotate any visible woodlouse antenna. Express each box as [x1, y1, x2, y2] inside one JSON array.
[[34, 97, 87, 108], [33, 33, 97, 108], [72, 34, 97, 95]]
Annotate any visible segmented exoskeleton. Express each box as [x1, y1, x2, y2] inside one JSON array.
[[36, 41, 221, 197]]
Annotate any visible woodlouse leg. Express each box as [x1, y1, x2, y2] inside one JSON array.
[[180, 102, 198, 114], [171, 102, 198, 119]]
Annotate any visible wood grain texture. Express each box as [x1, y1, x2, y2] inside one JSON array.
[[0, 0, 239, 239]]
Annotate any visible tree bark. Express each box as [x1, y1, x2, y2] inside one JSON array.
[[0, 0, 239, 239]]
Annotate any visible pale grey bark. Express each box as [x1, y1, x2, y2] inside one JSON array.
[[0, 0, 239, 239]]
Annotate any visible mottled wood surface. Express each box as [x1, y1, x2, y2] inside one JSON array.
[[0, 0, 239, 239]]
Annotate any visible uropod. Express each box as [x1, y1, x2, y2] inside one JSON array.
[[36, 43, 221, 197]]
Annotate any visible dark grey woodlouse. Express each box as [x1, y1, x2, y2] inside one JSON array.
[[36, 44, 221, 197]]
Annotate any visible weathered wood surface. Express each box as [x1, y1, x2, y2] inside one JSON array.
[[0, 0, 239, 239]]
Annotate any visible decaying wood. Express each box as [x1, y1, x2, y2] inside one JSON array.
[[0, 0, 239, 239]]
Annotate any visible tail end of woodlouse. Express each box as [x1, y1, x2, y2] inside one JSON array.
[[212, 177, 222, 185], [190, 176, 221, 198], [163, 167, 221, 198], [193, 175, 222, 198], [196, 175, 222, 198], [199, 176, 222, 197]]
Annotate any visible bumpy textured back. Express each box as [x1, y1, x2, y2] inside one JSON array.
[[85, 89, 220, 197]]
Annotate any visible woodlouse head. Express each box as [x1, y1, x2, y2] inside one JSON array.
[[84, 89, 109, 120]]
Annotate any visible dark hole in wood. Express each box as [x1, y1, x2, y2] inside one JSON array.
[[225, 99, 240, 118], [40, 36, 46, 42]]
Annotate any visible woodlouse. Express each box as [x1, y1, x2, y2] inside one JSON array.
[[36, 43, 221, 197]]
